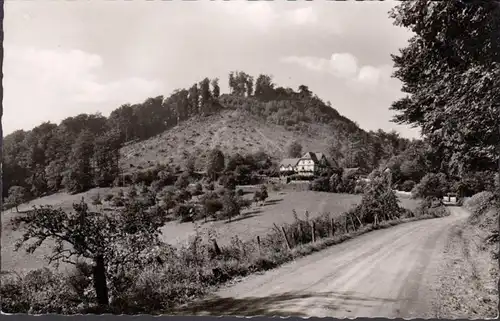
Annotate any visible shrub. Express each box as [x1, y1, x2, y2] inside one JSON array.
[[173, 204, 195, 223], [219, 190, 241, 222], [236, 188, 244, 196], [176, 189, 192, 204], [309, 177, 329, 192], [453, 171, 496, 197], [104, 193, 114, 202], [400, 180, 416, 192], [175, 173, 190, 190], [219, 174, 237, 190], [192, 183, 204, 196], [1, 268, 84, 314], [412, 173, 449, 200], [464, 191, 496, 219], [91, 193, 102, 205]]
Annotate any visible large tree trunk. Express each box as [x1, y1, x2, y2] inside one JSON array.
[[93, 255, 109, 307]]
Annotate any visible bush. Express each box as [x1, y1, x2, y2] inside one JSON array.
[[464, 191, 496, 219], [173, 204, 195, 223], [400, 180, 416, 192], [309, 177, 329, 192], [192, 183, 203, 196], [1, 268, 89, 314], [453, 171, 496, 197], [219, 174, 237, 190], [412, 173, 449, 200], [414, 198, 449, 218]]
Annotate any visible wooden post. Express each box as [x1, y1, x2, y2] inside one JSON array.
[[298, 222, 303, 244], [331, 217, 335, 237], [345, 216, 349, 233], [280, 226, 292, 250], [311, 221, 316, 243], [349, 215, 356, 231], [256, 236, 261, 255], [212, 239, 222, 256]]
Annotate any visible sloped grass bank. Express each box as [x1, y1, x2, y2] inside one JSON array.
[[435, 192, 498, 318]]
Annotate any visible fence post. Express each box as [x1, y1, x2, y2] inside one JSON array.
[[280, 226, 292, 250], [256, 236, 261, 255], [297, 222, 303, 244], [345, 216, 349, 233], [212, 239, 222, 256], [331, 217, 335, 237], [311, 221, 316, 243]]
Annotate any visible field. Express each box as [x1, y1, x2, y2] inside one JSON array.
[[1, 187, 420, 276]]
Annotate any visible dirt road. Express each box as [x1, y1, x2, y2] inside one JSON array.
[[176, 207, 471, 318]]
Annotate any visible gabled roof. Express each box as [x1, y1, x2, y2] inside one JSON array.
[[301, 152, 326, 162], [279, 158, 300, 167]]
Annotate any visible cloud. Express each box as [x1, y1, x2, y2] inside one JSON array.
[[3, 45, 162, 134], [283, 7, 318, 26], [213, 2, 321, 32], [281, 52, 393, 88]]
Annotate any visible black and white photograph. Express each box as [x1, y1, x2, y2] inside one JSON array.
[[1, 0, 499, 318]]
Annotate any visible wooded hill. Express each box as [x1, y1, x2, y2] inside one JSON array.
[[3, 71, 413, 199]]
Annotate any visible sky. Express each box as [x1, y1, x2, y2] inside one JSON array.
[[3, 0, 421, 139]]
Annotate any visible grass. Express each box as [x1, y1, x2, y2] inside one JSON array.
[[118, 109, 334, 173], [1, 192, 438, 315], [1, 188, 420, 276]]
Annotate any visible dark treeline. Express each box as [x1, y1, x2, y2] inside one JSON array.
[[3, 71, 413, 200]]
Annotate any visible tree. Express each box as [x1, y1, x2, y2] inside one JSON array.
[[253, 185, 268, 205], [211, 78, 220, 99], [202, 192, 223, 221], [389, 1, 500, 176], [11, 199, 167, 308], [175, 172, 190, 190], [221, 189, 240, 222], [286, 140, 303, 158], [185, 155, 196, 176], [412, 173, 449, 200], [246, 75, 254, 97], [199, 78, 212, 111], [45, 160, 65, 192], [188, 83, 200, 116], [5, 186, 28, 212], [162, 190, 177, 214], [254, 74, 275, 101], [298, 85, 312, 98], [206, 148, 225, 181], [62, 130, 95, 194], [92, 130, 121, 188]]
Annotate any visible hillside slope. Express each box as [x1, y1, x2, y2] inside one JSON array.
[[119, 108, 335, 173]]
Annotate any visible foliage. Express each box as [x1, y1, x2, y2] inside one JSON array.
[[286, 140, 303, 158], [412, 173, 449, 200], [400, 180, 416, 192], [174, 173, 190, 190], [220, 189, 241, 222], [5, 186, 28, 212], [10, 199, 167, 306], [452, 171, 496, 197], [206, 148, 225, 181], [389, 0, 500, 175]]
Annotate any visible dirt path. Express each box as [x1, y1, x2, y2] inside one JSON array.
[[176, 207, 471, 318]]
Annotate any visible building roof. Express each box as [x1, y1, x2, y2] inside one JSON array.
[[279, 158, 301, 167], [301, 152, 325, 162]]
